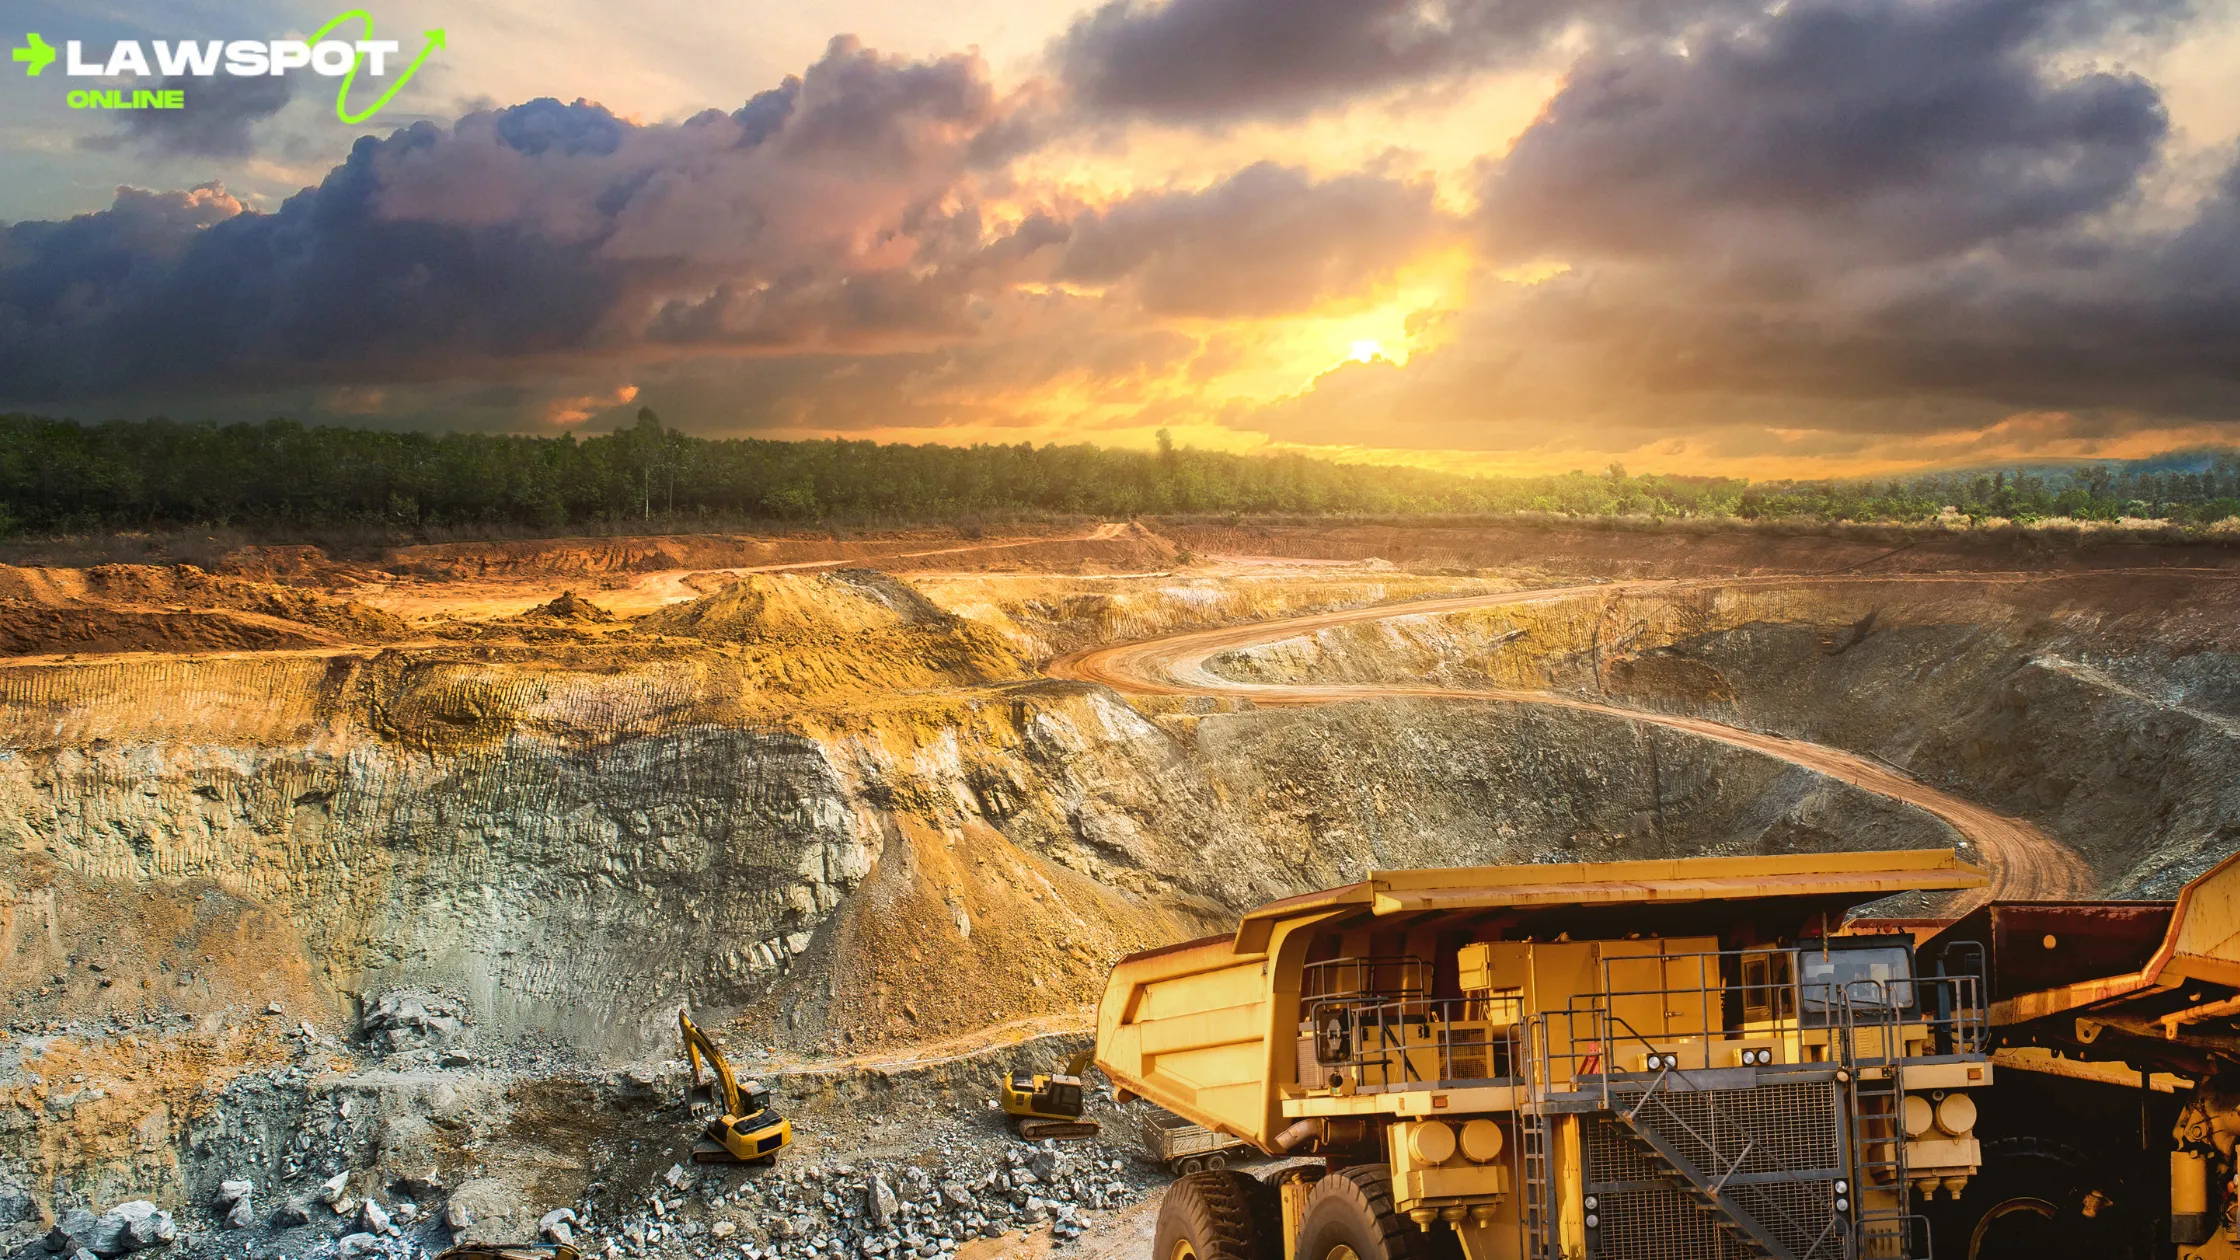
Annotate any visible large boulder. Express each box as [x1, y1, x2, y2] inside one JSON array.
[[362, 991, 471, 1056], [441, 1180, 523, 1245], [64, 1202, 174, 1257]]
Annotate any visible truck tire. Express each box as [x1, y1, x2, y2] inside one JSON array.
[[1155, 1171, 1274, 1260], [1294, 1166, 1437, 1260], [1930, 1137, 2143, 1260]]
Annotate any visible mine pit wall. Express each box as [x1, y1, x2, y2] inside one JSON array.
[[2, 647, 1960, 1057], [0, 627, 1964, 1211], [1205, 574, 2240, 895]]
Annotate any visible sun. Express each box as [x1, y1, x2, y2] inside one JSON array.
[[1350, 339, 1383, 362]]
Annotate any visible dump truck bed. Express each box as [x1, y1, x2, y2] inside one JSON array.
[[1138, 1109, 1250, 1171]]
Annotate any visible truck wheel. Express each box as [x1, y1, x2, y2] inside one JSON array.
[[1932, 1137, 2141, 1260], [1295, 1166, 1436, 1260], [1154, 1171, 1274, 1260], [1206, 1153, 1228, 1171], [1178, 1157, 1205, 1175]]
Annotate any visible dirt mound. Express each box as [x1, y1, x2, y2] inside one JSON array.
[[639, 569, 952, 642], [521, 590, 617, 623], [0, 601, 338, 655], [211, 544, 391, 588], [0, 562, 406, 645], [386, 523, 1179, 585]]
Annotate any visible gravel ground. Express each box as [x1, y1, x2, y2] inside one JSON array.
[[3, 1033, 1182, 1260]]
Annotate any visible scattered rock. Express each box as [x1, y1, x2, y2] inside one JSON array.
[[336, 1232, 382, 1260], [539, 1209, 577, 1245], [662, 1165, 688, 1191], [106, 1201, 174, 1254], [363, 990, 470, 1055], [0, 1183, 37, 1225], [359, 1199, 393, 1237], [317, 1174, 351, 1208], [268, 1203, 310, 1229], [212, 1181, 253, 1210], [442, 1202, 474, 1232], [212, 1180, 254, 1230], [711, 1222, 736, 1240], [865, 1176, 897, 1229]]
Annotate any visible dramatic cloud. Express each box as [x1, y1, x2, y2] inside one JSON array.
[[1236, 0, 2240, 465], [0, 37, 1032, 400], [1479, 0, 2170, 263], [6, 0, 2240, 473], [79, 74, 295, 158], [1056, 163, 1451, 316], [1051, 0, 1754, 126]]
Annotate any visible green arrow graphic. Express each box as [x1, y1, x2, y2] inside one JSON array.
[[12, 32, 56, 77], [312, 9, 444, 124]]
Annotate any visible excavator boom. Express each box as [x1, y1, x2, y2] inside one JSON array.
[[676, 1008, 792, 1164], [678, 1009, 742, 1116]]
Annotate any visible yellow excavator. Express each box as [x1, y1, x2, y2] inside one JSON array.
[[999, 1046, 1100, 1140], [678, 1009, 792, 1164]]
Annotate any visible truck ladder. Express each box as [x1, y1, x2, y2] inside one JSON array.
[[1518, 1015, 1557, 1260], [1839, 988, 1922, 1260]]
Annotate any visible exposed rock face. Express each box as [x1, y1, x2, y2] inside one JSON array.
[[1198, 573, 2240, 896], [13, 556, 2220, 1222]]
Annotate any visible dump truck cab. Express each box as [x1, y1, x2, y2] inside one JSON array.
[[1098, 849, 1992, 1260]]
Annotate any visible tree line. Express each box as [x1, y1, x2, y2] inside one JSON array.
[[4, 411, 2239, 536]]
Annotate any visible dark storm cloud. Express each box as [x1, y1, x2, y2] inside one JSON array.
[[1053, 0, 1555, 124], [80, 74, 295, 158], [1056, 163, 1451, 316], [1051, 0, 1755, 126], [0, 37, 1026, 401], [1478, 0, 2171, 263]]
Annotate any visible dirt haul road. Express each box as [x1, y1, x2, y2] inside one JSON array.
[[1048, 580, 2090, 905]]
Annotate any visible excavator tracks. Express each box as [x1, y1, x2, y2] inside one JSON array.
[[1015, 1118, 1102, 1141]]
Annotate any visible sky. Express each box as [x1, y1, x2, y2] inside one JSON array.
[[4, 0, 2240, 478]]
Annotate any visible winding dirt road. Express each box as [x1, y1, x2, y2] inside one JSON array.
[[1048, 581, 2090, 905]]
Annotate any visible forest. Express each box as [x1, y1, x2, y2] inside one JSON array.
[[5, 411, 2240, 536]]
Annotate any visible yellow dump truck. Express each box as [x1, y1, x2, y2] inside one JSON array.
[[1095, 849, 1994, 1260]]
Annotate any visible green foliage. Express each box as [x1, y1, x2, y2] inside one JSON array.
[[3, 413, 2239, 536]]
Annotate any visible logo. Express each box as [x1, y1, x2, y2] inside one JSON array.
[[14, 10, 442, 123], [12, 32, 55, 76]]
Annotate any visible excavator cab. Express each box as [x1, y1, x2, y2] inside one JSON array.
[[679, 1009, 792, 1164], [999, 1047, 1100, 1140]]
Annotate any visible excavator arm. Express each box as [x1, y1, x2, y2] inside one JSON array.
[[1062, 1046, 1097, 1079], [678, 1008, 742, 1117]]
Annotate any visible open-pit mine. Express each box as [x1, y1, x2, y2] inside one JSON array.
[[5, 520, 2239, 1260]]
